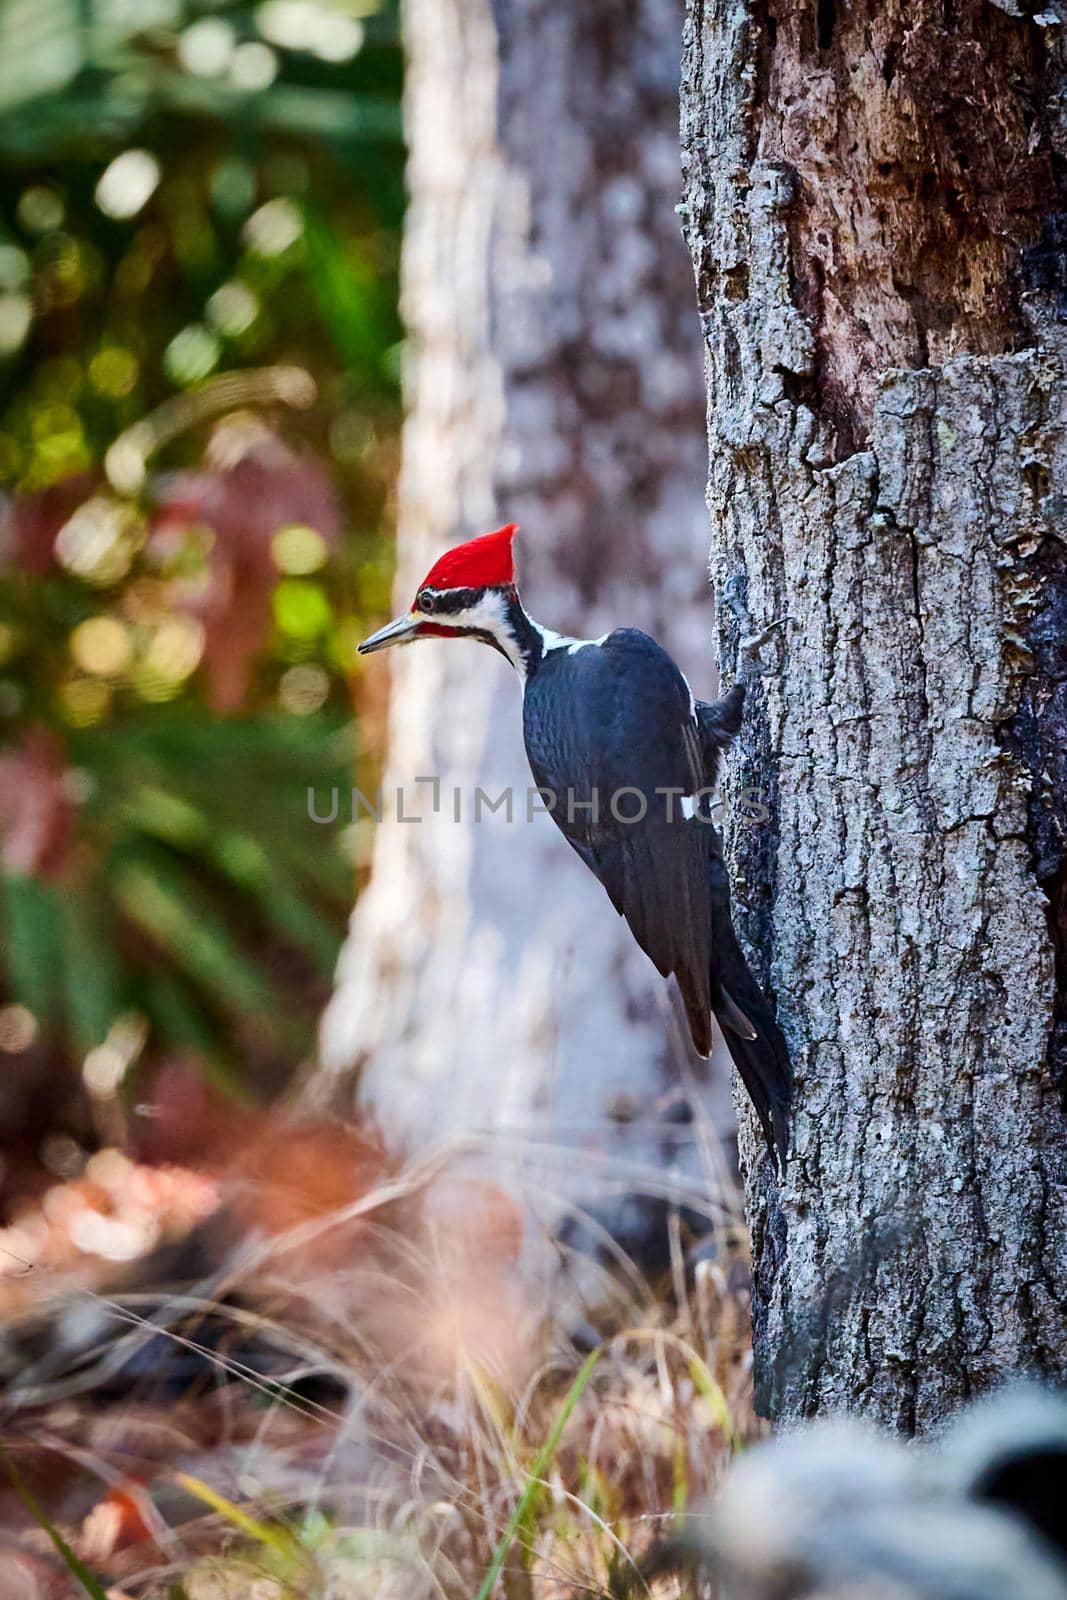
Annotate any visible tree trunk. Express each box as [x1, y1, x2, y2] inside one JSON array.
[[318, 0, 720, 1241], [681, 0, 1067, 1429]]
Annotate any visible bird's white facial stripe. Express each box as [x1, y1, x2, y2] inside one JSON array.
[[681, 795, 697, 820], [454, 590, 509, 633], [435, 588, 530, 674], [429, 604, 611, 680], [428, 588, 510, 638]]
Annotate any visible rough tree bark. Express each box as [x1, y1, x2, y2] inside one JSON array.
[[318, 0, 723, 1233], [681, 0, 1067, 1428]]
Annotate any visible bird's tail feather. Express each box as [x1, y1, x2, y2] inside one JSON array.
[[710, 920, 793, 1171]]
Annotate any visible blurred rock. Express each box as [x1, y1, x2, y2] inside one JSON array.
[[677, 1386, 1067, 1600]]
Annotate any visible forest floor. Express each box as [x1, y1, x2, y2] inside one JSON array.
[[0, 1114, 755, 1599]]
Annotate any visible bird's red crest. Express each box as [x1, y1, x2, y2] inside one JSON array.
[[414, 523, 517, 601]]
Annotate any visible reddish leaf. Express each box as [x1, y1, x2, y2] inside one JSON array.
[[80, 1483, 154, 1561], [0, 476, 95, 575], [0, 728, 75, 878], [154, 417, 341, 711]]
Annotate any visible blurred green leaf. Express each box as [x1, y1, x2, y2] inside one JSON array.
[[59, 895, 125, 1052], [0, 873, 63, 1023], [273, 578, 333, 638], [140, 967, 247, 1096], [113, 853, 279, 1017], [302, 204, 399, 377]]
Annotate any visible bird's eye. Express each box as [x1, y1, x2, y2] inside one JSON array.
[[417, 591, 437, 615]]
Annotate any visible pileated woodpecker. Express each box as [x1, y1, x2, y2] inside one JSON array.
[[359, 523, 792, 1166]]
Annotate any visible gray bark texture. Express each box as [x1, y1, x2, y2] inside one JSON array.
[[681, 0, 1067, 1428], [318, 0, 727, 1236]]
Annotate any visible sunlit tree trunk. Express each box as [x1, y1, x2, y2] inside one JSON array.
[[681, 0, 1067, 1427], [317, 0, 721, 1238]]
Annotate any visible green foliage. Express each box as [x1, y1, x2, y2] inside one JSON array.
[[0, 0, 402, 1130], [0, 710, 353, 1089], [476, 1348, 604, 1600]]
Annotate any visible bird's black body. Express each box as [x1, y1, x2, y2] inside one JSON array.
[[521, 624, 792, 1166], [357, 525, 793, 1168]]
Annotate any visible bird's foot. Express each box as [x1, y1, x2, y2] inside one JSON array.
[[740, 614, 790, 659], [721, 574, 790, 675]]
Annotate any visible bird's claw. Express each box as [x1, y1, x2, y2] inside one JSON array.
[[722, 574, 789, 653], [740, 614, 790, 659]]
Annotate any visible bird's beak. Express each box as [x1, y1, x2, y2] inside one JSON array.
[[357, 612, 422, 655]]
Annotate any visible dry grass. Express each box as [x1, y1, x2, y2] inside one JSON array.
[[0, 1124, 759, 1599]]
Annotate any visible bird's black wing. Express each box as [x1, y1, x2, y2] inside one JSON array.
[[524, 637, 792, 1167], [523, 629, 716, 1053], [706, 853, 793, 1164]]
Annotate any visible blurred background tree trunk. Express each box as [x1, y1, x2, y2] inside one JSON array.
[[317, 0, 725, 1241], [681, 0, 1067, 1428]]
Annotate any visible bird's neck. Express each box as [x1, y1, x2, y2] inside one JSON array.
[[491, 590, 555, 682], [478, 588, 595, 681]]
